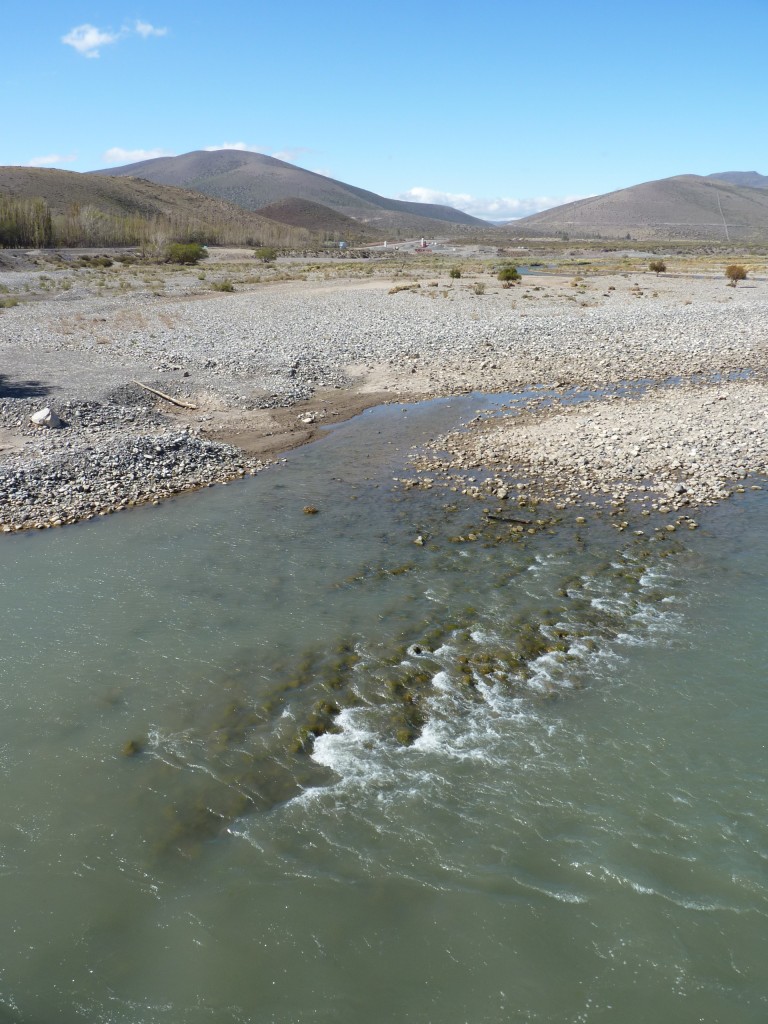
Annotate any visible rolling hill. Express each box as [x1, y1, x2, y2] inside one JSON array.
[[0, 166, 322, 247], [705, 171, 768, 190], [256, 197, 383, 240], [509, 174, 768, 242], [90, 150, 487, 235]]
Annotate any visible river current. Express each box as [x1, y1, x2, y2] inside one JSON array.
[[1, 393, 766, 1023]]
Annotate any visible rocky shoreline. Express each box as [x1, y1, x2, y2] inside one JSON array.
[[408, 376, 767, 524], [1, 249, 767, 531]]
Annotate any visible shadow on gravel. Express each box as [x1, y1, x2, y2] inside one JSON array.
[[0, 374, 54, 399]]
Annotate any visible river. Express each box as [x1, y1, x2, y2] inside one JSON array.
[[1, 394, 766, 1023]]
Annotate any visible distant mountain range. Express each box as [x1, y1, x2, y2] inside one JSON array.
[[3, 154, 767, 246], [90, 150, 486, 235], [509, 173, 768, 242]]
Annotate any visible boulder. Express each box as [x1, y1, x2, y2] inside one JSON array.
[[30, 407, 62, 429]]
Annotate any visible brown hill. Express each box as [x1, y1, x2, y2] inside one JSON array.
[[90, 149, 487, 235], [705, 171, 768, 190], [257, 197, 383, 241], [0, 166, 314, 247], [509, 174, 768, 242]]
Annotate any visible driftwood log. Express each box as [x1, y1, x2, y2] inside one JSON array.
[[131, 380, 197, 410]]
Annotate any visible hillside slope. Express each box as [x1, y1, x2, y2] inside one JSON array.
[[256, 197, 383, 240], [0, 166, 314, 246], [91, 150, 487, 234], [509, 174, 768, 241], [705, 171, 768, 190]]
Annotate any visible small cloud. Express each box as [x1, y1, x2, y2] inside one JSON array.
[[272, 147, 311, 163], [27, 154, 77, 168], [397, 186, 587, 221], [204, 142, 266, 153], [204, 143, 311, 164], [134, 20, 168, 38], [102, 147, 173, 165], [62, 23, 120, 58]]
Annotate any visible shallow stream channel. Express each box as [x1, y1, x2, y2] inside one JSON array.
[[1, 391, 767, 1023]]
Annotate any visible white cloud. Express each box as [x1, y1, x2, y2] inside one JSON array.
[[204, 143, 310, 164], [62, 20, 168, 57], [204, 142, 266, 153], [62, 23, 120, 58], [397, 186, 587, 221], [272, 147, 311, 163], [102, 147, 174, 165], [27, 154, 77, 168], [134, 21, 167, 37]]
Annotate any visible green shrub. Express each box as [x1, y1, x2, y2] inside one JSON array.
[[254, 246, 277, 263], [211, 279, 234, 292], [649, 260, 666, 275], [167, 243, 209, 265], [449, 267, 461, 279], [497, 265, 521, 287]]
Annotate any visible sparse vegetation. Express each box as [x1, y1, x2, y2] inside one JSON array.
[[254, 247, 278, 263], [725, 264, 747, 287], [449, 267, 461, 279], [472, 282, 486, 295], [0, 197, 53, 248], [167, 243, 209, 265], [649, 260, 667, 275], [211, 279, 235, 292], [497, 265, 521, 287]]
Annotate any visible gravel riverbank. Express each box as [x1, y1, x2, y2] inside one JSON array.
[[1, 251, 766, 529]]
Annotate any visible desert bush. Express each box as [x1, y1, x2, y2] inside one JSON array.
[[211, 279, 234, 292], [167, 242, 208, 265], [649, 260, 666, 275], [497, 265, 521, 287], [725, 264, 747, 287], [449, 267, 461, 279], [254, 246, 277, 263], [472, 282, 486, 295], [77, 254, 113, 268]]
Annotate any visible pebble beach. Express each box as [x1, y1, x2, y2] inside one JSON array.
[[1, 248, 767, 530]]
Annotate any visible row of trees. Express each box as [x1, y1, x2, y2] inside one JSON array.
[[0, 197, 318, 251], [0, 197, 53, 248]]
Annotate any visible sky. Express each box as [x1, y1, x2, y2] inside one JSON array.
[[4, 0, 768, 221]]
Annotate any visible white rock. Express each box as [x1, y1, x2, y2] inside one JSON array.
[[30, 407, 62, 428]]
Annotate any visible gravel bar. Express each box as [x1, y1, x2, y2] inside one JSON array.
[[1, 256, 767, 530]]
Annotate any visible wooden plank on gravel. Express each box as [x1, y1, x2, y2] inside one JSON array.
[[131, 380, 197, 409]]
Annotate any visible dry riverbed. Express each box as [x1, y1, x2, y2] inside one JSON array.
[[1, 246, 767, 530]]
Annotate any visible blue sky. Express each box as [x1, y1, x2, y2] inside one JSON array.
[[4, 0, 768, 220]]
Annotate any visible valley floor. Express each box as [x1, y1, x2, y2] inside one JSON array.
[[1, 246, 767, 530]]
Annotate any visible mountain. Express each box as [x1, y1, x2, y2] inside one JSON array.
[[90, 150, 487, 234], [0, 165, 316, 246], [256, 197, 383, 240], [508, 174, 768, 242], [705, 171, 768, 190]]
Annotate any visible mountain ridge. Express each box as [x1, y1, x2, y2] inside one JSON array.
[[90, 150, 487, 234], [508, 173, 768, 241]]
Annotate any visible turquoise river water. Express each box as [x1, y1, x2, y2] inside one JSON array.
[[0, 393, 766, 1023]]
